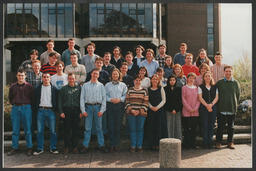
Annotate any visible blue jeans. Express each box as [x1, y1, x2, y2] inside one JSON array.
[[199, 105, 217, 146], [127, 115, 146, 148], [107, 102, 124, 147], [83, 104, 104, 148], [11, 104, 33, 149], [37, 108, 57, 151]]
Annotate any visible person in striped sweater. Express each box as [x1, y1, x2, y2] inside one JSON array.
[[40, 52, 58, 76], [125, 75, 149, 152]]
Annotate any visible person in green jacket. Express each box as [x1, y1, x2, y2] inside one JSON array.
[[58, 73, 81, 154], [215, 65, 240, 149]]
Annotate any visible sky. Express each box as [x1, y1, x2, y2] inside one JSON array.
[[220, 4, 252, 65]]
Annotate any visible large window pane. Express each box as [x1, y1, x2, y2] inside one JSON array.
[[32, 3, 40, 36], [6, 4, 15, 36], [65, 3, 73, 37], [41, 3, 49, 36], [57, 3, 65, 37], [89, 3, 97, 36], [49, 3, 56, 37], [145, 3, 153, 36]]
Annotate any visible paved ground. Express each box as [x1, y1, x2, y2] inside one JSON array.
[[3, 144, 252, 168]]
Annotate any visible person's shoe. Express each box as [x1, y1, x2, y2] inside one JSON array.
[[80, 147, 89, 154], [129, 147, 136, 153], [215, 143, 221, 149], [227, 142, 235, 149], [99, 146, 108, 153], [7, 149, 19, 156], [26, 148, 33, 156], [50, 149, 59, 154], [72, 147, 79, 154], [137, 147, 143, 153], [109, 146, 114, 153], [63, 148, 69, 154], [114, 146, 120, 152], [33, 150, 44, 156]]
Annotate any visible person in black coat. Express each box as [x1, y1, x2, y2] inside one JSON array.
[[164, 74, 182, 140]]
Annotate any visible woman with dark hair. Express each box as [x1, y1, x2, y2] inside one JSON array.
[[138, 66, 151, 89], [164, 74, 182, 140], [110, 46, 125, 69], [198, 71, 218, 149], [173, 64, 186, 87], [144, 74, 167, 151], [105, 68, 128, 152], [194, 48, 213, 68], [125, 75, 149, 152]]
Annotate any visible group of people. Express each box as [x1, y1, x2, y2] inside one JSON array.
[[7, 39, 240, 157]]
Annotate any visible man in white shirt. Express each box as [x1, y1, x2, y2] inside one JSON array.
[[51, 61, 68, 90]]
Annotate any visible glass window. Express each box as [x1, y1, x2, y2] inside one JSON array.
[[41, 3, 49, 36], [65, 3, 73, 37], [32, 3, 40, 36], [207, 3, 214, 57], [48, 3, 56, 37]]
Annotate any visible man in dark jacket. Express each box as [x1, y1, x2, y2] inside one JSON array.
[[58, 73, 81, 154], [33, 73, 59, 155]]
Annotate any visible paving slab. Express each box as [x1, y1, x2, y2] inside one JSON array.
[[3, 144, 252, 168]]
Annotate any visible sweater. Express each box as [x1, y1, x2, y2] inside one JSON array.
[[58, 84, 81, 114], [182, 85, 200, 117], [164, 86, 182, 112], [216, 78, 240, 114]]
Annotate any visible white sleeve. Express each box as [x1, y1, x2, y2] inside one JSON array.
[[198, 87, 202, 94], [156, 87, 166, 109]]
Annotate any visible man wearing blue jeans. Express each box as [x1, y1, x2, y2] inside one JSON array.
[[33, 73, 59, 155], [80, 68, 108, 153], [8, 69, 34, 156]]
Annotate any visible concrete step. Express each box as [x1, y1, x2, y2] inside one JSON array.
[[4, 133, 251, 150], [4, 125, 251, 141]]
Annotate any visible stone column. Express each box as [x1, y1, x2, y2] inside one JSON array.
[[159, 138, 181, 168]]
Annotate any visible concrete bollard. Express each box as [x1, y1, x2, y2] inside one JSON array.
[[159, 138, 181, 168]]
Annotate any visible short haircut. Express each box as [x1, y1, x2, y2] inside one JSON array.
[[32, 60, 41, 65], [121, 62, 128, 67], [187, 72, 197, 79], [87, 42, 96, 49], [125, 51, 133, 58], [215, 51, 222, 56], [17, 69, 26, 74], [180, 43, 187, 47], [68, 72, 76, 78], [68, 38, 75, 42], [49, 52, 58, 58], [55, 60, 64, 67], [30, 49, 38, 56], [134, 74, 142, 81], [47, 39, 54, 44], [167, 74, 177, 87], [70, 51, 77, 57], [135, 45, 145, 52], [145, 48, 155, 56], [42, 72, 50, 77], [185, 53, 193, 58], [111, 68, 123, 81], [158, 44, 167, 49], [224, 65, 233, 71], [104, 52, 111, 56], [91, 68, 100, 73], [95, 57, 103, 62]]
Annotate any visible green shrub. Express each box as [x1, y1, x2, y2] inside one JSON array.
[[4, 85, 12, 131]]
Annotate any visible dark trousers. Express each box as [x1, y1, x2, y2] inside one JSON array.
[[199, 105, 217, 146], [216, 113, 235, 143], [63, 107, 81, 149], [182, 116, 199, 148], [107, 102, 124, 147]]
